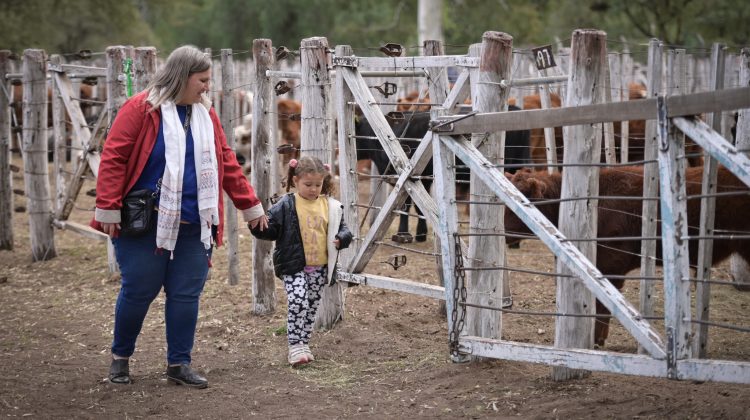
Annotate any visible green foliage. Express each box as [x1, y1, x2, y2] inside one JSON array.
[[0, 0, 156, 54], [1, 0, 748, 57]]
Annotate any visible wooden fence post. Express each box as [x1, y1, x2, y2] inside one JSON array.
[[552, 29, 607, 381], [638, 39, 662, 354], [694, 43, 725, 358], [0, 50, 13, 250], [730, 48, 750, 291], [22, 49, 57, 261], [105, 46, 133, 273], [134, 47, 157, 94], [49, 54, 67, 213], [220, 49, 241, 286], [466, 33, 513, 344], [251, 39, 277, 314], [335, 44, 360, 284], [299, 36, 342, 329]]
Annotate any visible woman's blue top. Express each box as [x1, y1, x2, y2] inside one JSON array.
[[131, 104, 200, 224]]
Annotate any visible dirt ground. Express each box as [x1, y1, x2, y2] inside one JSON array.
[[2, 164, 750, 419]]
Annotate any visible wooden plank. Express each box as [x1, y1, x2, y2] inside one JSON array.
[[341, 67, 440, 273], [52, 220, 108, 242], [639, 39, 662, 355], [673, 117, 750, 186], [461, 336, 750, 384], [251, 39, 277, 314], [220, 49, 240, 286], [438, 134, 667, 358], [0, 50, 13, 250], [300, 37, 343, 329], [466, 33, 512, 343], [461, 337, 666, 378], [50, 55, 68, 215], [656, 96, 692, 376], [435, 86, 750, 134], [335, 45, 361, 278], [48, 63, 107, 78], [338, 271, 445, 300], [553, 29, 607, 380], [134, 47, 156, 95], [693, 44, 725, 359], [730, 48, 750, 291], [22, 49, 57, 261], [343, 55, 479, 69]]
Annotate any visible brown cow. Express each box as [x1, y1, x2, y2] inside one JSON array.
[[233, 98, 302, 175], [504, 165, 750, 346]]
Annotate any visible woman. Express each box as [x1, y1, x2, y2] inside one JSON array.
[[91, 45, 268, 388]]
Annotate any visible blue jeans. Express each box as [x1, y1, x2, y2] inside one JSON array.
[[111, 223, 211, 365]]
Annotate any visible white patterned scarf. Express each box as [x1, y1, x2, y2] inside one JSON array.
[[156, 101, 220, 254]]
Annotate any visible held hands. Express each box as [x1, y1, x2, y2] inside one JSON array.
[[248, 214, 268, 231], [101, 222, 120, 237]]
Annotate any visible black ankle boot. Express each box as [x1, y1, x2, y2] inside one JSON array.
[[166, 364, 208, 389], [109, 358, 131, 384]]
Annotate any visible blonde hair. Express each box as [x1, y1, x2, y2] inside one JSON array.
[[146, 45, 211, 109], [286, 156, 334, 196]]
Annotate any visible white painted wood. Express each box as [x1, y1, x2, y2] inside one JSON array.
[[423, 40, 450, 316], [339, 271, 445, 300], [348, 55, 478, 69], [340, 67, 440, 273], [52, 220, 108, 241], [672, 117, 750, 185], [466, 33, 513, 344], [694, 44, 725, 358], [602, 53, 617, 164], [22, 49, 57, 261], [438, 134, 666, 358], [655, 96, 692, 376], [432, 86, 750, 134], [335, 45, 360, 278], [300, 37, 343, 329], [251, 39, 278, 315], [554, 29, 607, 381], [638, 40, 662, 356], [730, 48, 750, 291], [460, 336, 750, 384], [462, 337, 666, 377], [620, 47, 632, 163], [49, 55, 68, 216], [0, 50, 13, 250], [220, 49, 240, 286], [45, 63, 106, 79]]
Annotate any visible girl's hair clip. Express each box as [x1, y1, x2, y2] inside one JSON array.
[[323, 163, 331, 172], [289, 159, 298, 168]]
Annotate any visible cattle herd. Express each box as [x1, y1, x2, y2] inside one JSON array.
[[11, 77, 747, 348]]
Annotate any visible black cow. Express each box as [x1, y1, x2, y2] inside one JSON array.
[[355, 107, 530, 243]]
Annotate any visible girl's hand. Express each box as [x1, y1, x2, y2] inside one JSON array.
[[248, 214, 268, 231], [333, 238, 341, 249], [101, 222, 120, 237]]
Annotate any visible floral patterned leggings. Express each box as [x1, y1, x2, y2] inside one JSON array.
[[282, 265, 328, 346]]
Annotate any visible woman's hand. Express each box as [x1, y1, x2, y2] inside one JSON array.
[[248, 214, 268, 231], [101, 222, 120, 237]]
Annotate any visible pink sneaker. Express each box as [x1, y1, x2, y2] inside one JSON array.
[[288, 344, 309, 366], [302, 344, 315, 362]]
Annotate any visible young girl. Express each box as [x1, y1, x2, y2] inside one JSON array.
[[250, 156, 352, 366]]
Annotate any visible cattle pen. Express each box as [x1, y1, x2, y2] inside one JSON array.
[[2, 28, 750, 386]]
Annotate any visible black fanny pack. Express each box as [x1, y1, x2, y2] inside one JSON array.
[[120, 179, 161, 237]]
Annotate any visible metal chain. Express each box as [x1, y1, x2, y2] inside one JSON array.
[[449, 233, 467, 358]]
